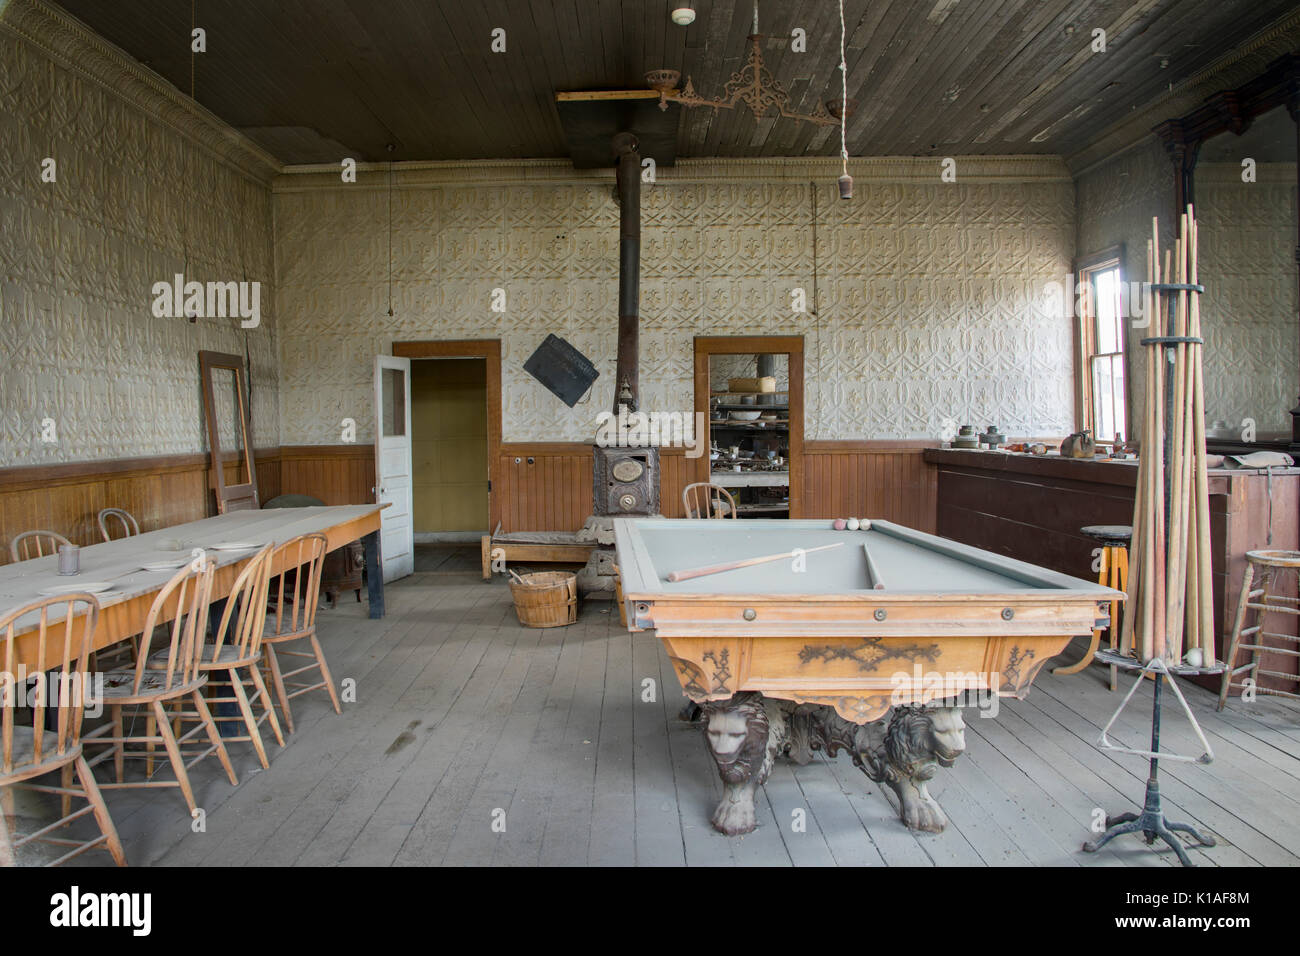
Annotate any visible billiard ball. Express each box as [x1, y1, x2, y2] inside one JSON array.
[[847, 518, 860, 531], [832, 518, 847, 530]]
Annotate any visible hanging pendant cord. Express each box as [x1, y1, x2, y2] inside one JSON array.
[[839, 0, 848, 177]]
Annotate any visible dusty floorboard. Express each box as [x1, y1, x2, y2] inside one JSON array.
[[10, 569, 1300, 867]]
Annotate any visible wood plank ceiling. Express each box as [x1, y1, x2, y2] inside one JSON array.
[[48, 0, 1300, 164]]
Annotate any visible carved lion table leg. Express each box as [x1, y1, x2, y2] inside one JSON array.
[[863, 705, 967, 833], [701, 692, 786, 836]]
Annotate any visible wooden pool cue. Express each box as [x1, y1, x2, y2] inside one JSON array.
[[862, 543, 886, 590], [1121, 240, 1154, 661], [1166, 222, 1190, 662], [1188, 211, 1215, 661], [665, 542, 845, 583]]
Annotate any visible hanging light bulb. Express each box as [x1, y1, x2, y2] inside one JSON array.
[[671, 3, 696, 26]]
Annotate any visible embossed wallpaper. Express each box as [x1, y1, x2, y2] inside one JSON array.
[[0, 1, 279, 468], [1075, 136, 1176, 435], [1198, 162, 1299, 434], [1076, 140, 1298, 436], [274, 158, 1076, 444]]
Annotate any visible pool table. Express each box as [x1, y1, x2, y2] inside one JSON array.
[[613, 517, 1121, 835]]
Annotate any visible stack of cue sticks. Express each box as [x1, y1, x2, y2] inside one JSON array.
[[1118, 206, 1216, 666]]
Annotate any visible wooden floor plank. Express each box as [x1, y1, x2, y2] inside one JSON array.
[[11, 567, 1284, 869], [630, 629, 691, 865], [588, 613, 638, 865]]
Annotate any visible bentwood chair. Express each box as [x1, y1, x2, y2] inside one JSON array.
[[154, 545, 283, 768], [8, 531, 72, 563], [0, 594, 126, 866], [97, 508, 140, 542], [261, 534, 341, 734], [83, 560, 238, 813], [682, 482, 737, 520]]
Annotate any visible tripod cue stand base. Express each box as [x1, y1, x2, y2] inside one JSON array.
[[1082, 650, 1223, 866], [1082, 778, 1217, 868]]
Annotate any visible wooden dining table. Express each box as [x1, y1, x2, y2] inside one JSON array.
[[0, 505, 386, 672]]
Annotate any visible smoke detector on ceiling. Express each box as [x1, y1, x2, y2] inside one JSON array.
[[671, 4, 696, 26]]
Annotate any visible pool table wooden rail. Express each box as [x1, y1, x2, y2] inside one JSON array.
[[625, 593, 1110, 637], [613, 517, 1122, 725]]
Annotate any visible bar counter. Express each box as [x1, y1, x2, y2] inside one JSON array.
[[923, 448, 1300, 687]]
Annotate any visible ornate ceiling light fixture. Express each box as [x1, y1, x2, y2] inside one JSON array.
[[650, 0, 849, 129]]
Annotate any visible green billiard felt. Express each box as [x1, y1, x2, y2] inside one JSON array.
[[631, 519, 1062, 594]]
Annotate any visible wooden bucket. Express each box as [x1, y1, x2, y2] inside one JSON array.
[[509, 571, 578, 628]]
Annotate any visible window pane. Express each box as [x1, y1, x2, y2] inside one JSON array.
[[1089, 354, 1128, 443], [1095, 268, 1121, 354], [1092, 358, 1112, 441], [1110, 356, 1127, 442], [382, 367, 406, 437]]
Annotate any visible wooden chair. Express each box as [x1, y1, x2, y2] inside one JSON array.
[[0, 594, 126, 866], [8, 531, 72, 563], [262, 534, 341, 734], [153, 545, 284, 768], [97, 508, 140, 542], [83, 560, 238, 813], [682, 482, 738, 520]]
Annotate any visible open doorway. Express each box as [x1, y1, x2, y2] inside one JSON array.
[[393, 340, 502, 573], [693, 336, 805, 518], [411, 358, 489, 540]]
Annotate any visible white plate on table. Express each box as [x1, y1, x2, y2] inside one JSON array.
[[208, 542, 262, 552], [141, 557, 190, 572], [40, 582, 116, 596]]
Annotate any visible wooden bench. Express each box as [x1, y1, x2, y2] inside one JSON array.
[[480, 530, 596, 580]]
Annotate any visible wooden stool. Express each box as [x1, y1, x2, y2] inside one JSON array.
[[1054, 525, 1130, 690], [1218, 549, 1300, 710]]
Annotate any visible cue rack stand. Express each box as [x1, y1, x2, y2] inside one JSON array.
[[1084, 207, 1223, 867]]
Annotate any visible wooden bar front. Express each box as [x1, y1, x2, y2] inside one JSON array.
[[925, 449, 1300, 689]]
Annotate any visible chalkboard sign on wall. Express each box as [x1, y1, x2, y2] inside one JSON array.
[[523, 334, 600, 407]]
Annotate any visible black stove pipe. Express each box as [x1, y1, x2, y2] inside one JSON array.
[[613, 131, 640, 414]]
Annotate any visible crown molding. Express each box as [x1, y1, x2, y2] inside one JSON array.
[[273, 154, 1072, 192], [1066, 10, 1300, 176], [0, 0, 282, 185]]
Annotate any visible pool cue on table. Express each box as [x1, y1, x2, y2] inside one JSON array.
[[665, 542, 844, 583], [862, 544, 886, 590]]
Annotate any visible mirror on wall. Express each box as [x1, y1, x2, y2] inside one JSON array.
[[200, 350, 259, 513], [1195, 104, 1299, 442]]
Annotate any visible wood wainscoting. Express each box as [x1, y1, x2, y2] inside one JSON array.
[[802, 441, 939, 533], [1, 441, 940, 560], [0, 449, 282, 564], [278, 445, 374, 505], [494, 441, 939, 532]]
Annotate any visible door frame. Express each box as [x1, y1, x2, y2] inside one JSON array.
[[392, 339, 502, 532], [693, 335, 805, 518]]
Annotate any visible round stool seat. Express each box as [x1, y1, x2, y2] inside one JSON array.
[[1081, 525, 1132, 548], [1244, 549, 1300, 569]]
